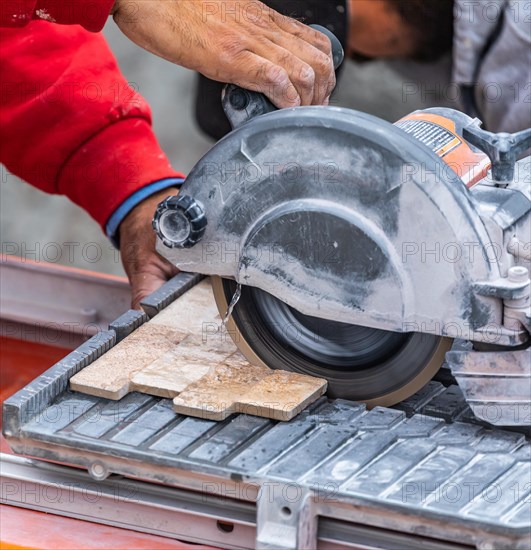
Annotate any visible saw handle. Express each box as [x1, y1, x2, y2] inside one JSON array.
[[222, 24, 344, 129]]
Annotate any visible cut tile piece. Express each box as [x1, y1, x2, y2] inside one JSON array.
[[130, 335, 235, 399], [236, 371, 328, 421], [172, 362, 271, 420], [69, 323, 185, 399], [173, 365, 327, 422], [148, 279, 222, 333], [70, 279, 327, 421]]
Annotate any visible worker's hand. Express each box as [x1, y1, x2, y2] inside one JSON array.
[[111, 0, 335, 107], [119, 188, 180, 310]]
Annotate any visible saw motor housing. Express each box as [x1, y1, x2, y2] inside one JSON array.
[[154, 91, 530, 423]]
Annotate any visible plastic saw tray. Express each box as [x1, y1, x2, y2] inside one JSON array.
[[3, 273, 531, 550]]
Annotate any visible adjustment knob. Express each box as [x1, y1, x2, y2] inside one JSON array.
[[153, 195, 207, 248], [463, 125, 531, 184]]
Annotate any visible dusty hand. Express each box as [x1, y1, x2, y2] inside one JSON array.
[[112, 0, 335, 107], [119, 188, 180, 310]]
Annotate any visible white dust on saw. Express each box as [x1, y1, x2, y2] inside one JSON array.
[[69, 279, 327, 421]]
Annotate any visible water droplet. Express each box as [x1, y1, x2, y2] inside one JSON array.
[[222, 283, 242, 329]]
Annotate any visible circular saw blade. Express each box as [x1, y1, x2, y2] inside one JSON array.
[[212, 277, 453, 407]]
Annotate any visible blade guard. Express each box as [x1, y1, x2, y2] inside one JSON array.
[[156, 107, 510, 342]]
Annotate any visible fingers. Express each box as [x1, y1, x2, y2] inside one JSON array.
[[277, 37, 334, 106], [228, 50, 306, 108], [130, 276, 161, 311], [118, 187, 181, 310], [231, 29, 334, 107], [271, 16, 336, 104], [228, 32, 334, 109], [113, 0, 336, 108], [128, 257, 179, 310], [274, 13, 334, 57]]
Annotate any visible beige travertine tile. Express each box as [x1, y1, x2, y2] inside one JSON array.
[[172, 363, 272, 420], [236, 371, 328, 421], [70, 279, 327, 421], [70, 323, 185, 399], [148, 279, 220, 333]]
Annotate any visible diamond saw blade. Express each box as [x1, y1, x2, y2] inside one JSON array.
[[212, 277, 453, 407]]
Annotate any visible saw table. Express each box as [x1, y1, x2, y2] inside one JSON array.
[[1, 258, 530, 550]]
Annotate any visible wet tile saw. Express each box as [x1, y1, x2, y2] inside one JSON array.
[[153, 29, 530, 425]]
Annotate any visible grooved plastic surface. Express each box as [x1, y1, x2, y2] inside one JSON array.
[[140, 272, 204, 318], [5, 386, 530, 535]]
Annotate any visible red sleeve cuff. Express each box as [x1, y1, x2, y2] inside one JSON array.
[[34, 0, 115, 31], [1, 0, 36, 27], [1, 0, 115, 31], [57, 118, 185, 228]]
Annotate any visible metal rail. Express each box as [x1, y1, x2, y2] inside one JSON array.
[[0, 255, 130, 348], [1, 453, 255, 549], [2, 453, 481, 550]]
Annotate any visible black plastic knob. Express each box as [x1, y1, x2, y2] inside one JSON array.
[[152, 195, 207, 249]]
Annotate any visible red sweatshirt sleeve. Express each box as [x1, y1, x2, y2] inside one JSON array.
[[0, 21, 184, 228], [1, 0, 115, 32]]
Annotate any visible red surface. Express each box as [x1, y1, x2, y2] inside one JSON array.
[[0, 336, 69, 402], [0, 336, 217, 549], [0, 21, 184, 229], [0, 336, 69, 454], [0, 506, 214, 549]]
